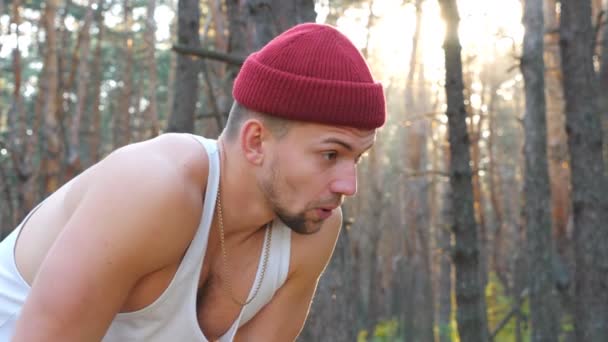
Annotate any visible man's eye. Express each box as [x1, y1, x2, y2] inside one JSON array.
[[322, 151, 337, 161]]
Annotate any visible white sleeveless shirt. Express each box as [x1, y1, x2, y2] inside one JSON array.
[[0, 135, 292, 341]]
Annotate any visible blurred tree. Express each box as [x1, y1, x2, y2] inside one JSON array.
[[88, 5, 105, 166], [520, 0, 559, 340], [66, 0, 95, 178], [167, 0, 200, 133], [40, 0, 62, 197], [559, 0, 608, 341], [114, 0, 134, 147], [438, 0, 489, 340], [600, 0, 608, 163], [142, 0, 160, 139]]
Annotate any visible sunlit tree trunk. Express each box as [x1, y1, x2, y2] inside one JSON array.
[[167, 0, 200, 133], [143, 0, 160, 139], [56, 0, 75, 159], [486, 84, 507, 287], [67, 0, 94, 178], [466, 68, 488, 291], [40, 0, 62, 196], [543, 0, 571, 262], [88, 5, 104, 165], [521, 0, 559, 340], [3, 0, 24, 231], [438, 0, 489, 340], [114, 0, 134, 147], [559, 1, 608, 340]]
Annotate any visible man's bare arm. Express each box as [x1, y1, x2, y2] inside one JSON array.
[[234, 209, 343, 341], [12, 142, 203, 341]]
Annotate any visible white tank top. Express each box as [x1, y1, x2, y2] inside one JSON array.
[[0, 135, 292, 341]]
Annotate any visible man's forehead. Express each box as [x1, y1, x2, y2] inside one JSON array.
[[293, 122, 377, 149]]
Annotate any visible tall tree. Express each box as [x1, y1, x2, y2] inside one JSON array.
[[114, 0, 134, 147], [559, 0, 608, 341], [88, 5, 104, 165], [600, 0, 608, 162], [520, 0, 559, 340], [67, 0, 95, 177], [438, 0, 489, 340], [143, 0, 160, 139], [167, 0, 200, 133], [40, 0, 62, 196]]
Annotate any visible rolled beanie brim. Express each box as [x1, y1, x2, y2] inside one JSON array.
[[232, 23, 386, 129]]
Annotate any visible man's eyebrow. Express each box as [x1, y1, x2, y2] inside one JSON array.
[[321, 138, 353, 151], [320, 138, 374, 153]]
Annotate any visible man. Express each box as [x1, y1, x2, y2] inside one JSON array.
[[0, 23, 385, 341]]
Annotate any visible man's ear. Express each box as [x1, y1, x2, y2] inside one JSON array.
[[240, 119, 268, 165]]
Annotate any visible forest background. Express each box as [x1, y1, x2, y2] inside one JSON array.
[[1, 0, 607, 341]]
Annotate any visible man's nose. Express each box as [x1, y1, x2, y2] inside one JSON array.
[[331, 167, 357, 196]]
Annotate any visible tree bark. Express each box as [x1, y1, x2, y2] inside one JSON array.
[[520, 0, 559, 340], [143, 0, 160, 139], [88, 5, 104, 165], [167, 0, 200, 133], [600, 0, 608, 164], [438, 0, 489, 341], [7, 0, 28, 226], [67, 0, 94, 178], [40, 0, 62, 196], [559, 0, 608, 340], [437, 184, 454, 342], [114, 0, 134, 147]]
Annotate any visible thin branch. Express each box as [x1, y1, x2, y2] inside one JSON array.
[[404, 169, 450, 178], [490, 288, 528, 340], [172, 44, 245, 66]]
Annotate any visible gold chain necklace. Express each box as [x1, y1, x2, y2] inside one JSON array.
[[215, 187, 272, 306]]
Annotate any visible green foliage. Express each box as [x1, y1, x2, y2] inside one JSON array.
[[485, 272, 530, 342], [357, 319, 400, 342]]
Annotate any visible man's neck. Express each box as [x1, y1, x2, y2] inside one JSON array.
[[216, 137, 274, 241]]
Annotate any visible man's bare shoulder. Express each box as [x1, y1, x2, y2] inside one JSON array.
[[11, 134, 214, 340], [68, 133, 211, 269]]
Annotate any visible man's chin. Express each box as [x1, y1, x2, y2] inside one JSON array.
[[286, 219, 324, 235], [290, 226, 322, 235]]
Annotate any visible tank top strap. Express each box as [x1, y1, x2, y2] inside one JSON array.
[[172, 135, 220, 286], [236, 219, 292, 328]]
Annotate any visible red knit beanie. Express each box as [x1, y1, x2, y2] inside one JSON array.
[[233, 23, 386, 129]]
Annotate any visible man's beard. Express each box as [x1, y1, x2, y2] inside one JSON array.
[[259, 162, 325, 235]]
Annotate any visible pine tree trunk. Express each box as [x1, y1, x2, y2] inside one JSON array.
[[67, 0, 94, 178], [41, 0, 62, 196], [521, 0, 559, 340], [167, 0, 200, 133], [559, 1, 608, 340], [437, 185, 453, 342], [544, 0, 571, 262], [600, 0, 608, 164], [438, 0, 489, 340], [88, 4, 104, 165], [114, 0, 134, 147], [144, 0, 160, 139]]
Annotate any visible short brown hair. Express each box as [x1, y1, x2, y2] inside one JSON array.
[[223, 102, 292, 141]]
